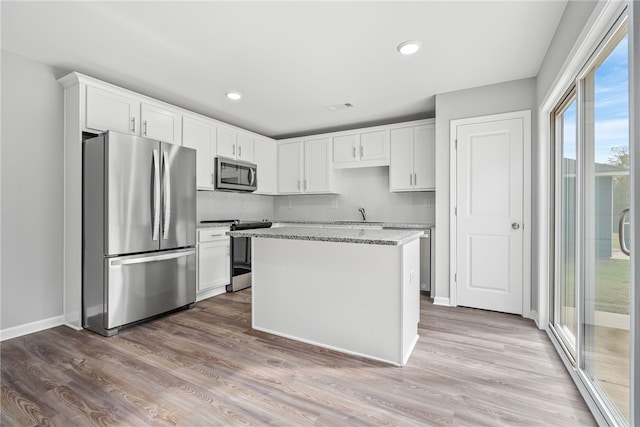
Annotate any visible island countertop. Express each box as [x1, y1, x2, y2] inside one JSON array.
[[228, 226, 423, 246]]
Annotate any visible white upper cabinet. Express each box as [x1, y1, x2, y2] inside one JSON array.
[[182, 116, 216, 189], [277, 141, 304, 194], [85, 85, 140, 135], [304, 137, 332, 193], [85, 85, 182, 144], [236, 132, 255, 162], [389, 122, 435, 192], [277, 138, 339, 195], [332, 128, 389, 169], [216, 126, 236, 158], [254, 137, 276, 194], [140, 102, 182, 145], [333, 134, 359, 164], [360, 130, 389, 162], [216, 127, 255, 162], [412, 125, 435, 190]]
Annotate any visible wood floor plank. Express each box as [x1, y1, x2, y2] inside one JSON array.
[[1, 292, 595, 426]]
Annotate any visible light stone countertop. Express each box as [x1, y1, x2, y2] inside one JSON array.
[[227, 226, 424, 246], [198, 220, 435, 230], [272, 219, 435, 229], [197, 222, 234, 229]]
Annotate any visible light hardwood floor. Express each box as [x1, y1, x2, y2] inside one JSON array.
[[1, 291, 595, 426]]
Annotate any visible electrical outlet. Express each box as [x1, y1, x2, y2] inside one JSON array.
[[331, 199, 338, 209], [424, 198, 431, 208], [287, 201, 292, 209]]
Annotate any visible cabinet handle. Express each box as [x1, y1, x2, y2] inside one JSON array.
[[131, 117, 136, 133], [233, 145, 236, 156], [409, 173, 413, 186], [352, 146, 356, 158], [414, 173, 417, 186], [304, 180, 308, 191], [238, 145, 242, 157], [298, 180, 301, 190], [360, 145, 363, 158], [143, 120, 148, 136]]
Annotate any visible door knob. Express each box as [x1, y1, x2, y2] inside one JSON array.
[[511, 222, 520, 230]]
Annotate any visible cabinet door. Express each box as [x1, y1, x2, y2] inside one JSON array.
[[277, 141, 303, 194], [182, 116, 215, 189], [413, 125, 435, 190], [360, 130, 389, 162], [389, 127, 415, 191], [141, 103, 182, 145], [85, 85, 140, 135], [304, 137, 331, 193], [197, 239, 230, 292], [333, 134, 358, 164], [254, 138, 276, 194], [216, 126, 237, 158], [236, 133, 255, 162]]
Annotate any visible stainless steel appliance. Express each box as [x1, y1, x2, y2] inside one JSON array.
[[83, 131, 197, 336], [420, 228, 434, 295], [215, 157, 257, 192]]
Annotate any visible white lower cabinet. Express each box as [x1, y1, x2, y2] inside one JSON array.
[[196, 228, 230, 301]]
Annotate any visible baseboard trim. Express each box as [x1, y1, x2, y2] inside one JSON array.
[[530, 310, 541, 328], [0, 314, 65, 342], [433, 297, 451, 307]]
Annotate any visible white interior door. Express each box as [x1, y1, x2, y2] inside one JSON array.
[[454, 114, 525, 314]]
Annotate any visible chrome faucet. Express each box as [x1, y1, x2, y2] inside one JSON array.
[[358, 207, 367, 222]]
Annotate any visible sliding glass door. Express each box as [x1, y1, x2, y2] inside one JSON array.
[[554, 90, 578, 358], [552, 14, 631, 426], [581, 23, 630, 423]]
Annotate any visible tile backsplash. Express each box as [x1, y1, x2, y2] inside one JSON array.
[[197, 191, 274, 222], [273, 167, 435, 223], [197, 167, 435, 224]]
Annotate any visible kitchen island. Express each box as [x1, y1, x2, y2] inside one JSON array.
[[228, 226, 422, 366]]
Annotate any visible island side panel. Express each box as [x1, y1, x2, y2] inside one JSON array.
[[401, 238, 421, 365], [252, 238, 402, 365]]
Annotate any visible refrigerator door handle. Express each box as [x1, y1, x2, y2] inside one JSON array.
[[152, 149, 160, 241], [109, 248, 195, 266], [162, 150, 171, 240]]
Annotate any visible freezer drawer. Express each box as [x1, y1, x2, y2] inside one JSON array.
[[84, 248, 196, 336]]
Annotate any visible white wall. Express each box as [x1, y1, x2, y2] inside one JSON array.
[[434, 78, 536, 304], [273, 167, 435, 223], [532, 0, 598, 319], [537, 1, 598, 105], [1, 50, 65, 330], [197, 191, 274, 222]]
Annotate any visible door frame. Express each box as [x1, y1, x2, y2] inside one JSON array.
[[449, 110, 532, 317]]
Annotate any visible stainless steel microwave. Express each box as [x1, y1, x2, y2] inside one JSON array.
[[215, 157, 257, 192]]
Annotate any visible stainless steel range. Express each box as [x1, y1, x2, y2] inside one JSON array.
[[200, 219, 272, 292]]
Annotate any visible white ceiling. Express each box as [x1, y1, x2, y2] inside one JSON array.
[[1, 1, 567, 139]]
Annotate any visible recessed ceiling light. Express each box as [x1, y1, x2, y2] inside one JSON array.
[[397, 40, 421, 55], [226, 91, 242, 101]]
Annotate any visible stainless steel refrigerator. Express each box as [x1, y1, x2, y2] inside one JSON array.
[[83, 131, 196, 336]]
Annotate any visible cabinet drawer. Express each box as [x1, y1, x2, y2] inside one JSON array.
[[197, 228, 230, 242]]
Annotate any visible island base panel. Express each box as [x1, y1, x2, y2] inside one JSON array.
[[252, 237, 420, 366]]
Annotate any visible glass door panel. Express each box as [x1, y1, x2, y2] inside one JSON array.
[[582, 25, 630, 424], [554, 93, 578, 356]]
